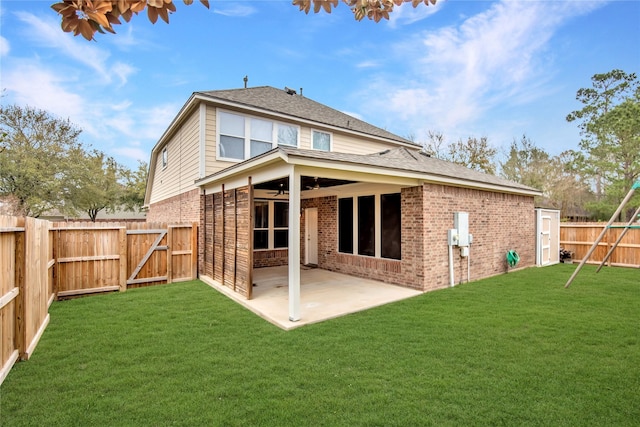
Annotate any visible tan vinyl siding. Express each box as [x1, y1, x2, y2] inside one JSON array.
[[299, 125, 312, 150], [331, 132, 400, 155], [149, 109, 201, 204], [204, 105, 219, 176]]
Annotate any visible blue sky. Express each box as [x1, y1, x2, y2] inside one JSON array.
[[1, 0, 638, 170]]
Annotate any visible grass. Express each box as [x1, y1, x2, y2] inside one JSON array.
[[1, 264, 638, 426]]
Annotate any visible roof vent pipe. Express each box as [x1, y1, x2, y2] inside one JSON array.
[[243, 75, 248, 88], [300, 87, 303, 96]]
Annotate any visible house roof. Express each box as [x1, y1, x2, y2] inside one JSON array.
[[196, 146, 542, 196], [196, 86, 417, 147]]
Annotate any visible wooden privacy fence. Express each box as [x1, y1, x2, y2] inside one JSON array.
[[1, 218, 198, 386], [560, 223, 640, 268], [1, 215, 53, 386], [51, 222, 199, 297]]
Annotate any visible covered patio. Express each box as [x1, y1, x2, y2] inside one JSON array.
[[200, 266, 422, 330]]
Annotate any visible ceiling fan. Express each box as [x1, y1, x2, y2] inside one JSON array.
[[267, 183, 288, 196], [306, 177, 320, 191]]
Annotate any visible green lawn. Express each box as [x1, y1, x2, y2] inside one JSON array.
[[2, 264, 638, 426]]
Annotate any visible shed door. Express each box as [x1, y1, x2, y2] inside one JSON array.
[[540, 215, 552, 265]]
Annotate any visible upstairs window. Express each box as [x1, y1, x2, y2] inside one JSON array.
[[218, 110, 299, 161], [277, 124, 298, 147], [161, 147, 168, 168], [312, 130, 331, 151], [250, 118, 273, 157], [219, 112, 245, 160]]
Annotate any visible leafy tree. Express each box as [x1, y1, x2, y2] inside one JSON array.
[[0, 104, 84, 217], [67, 150, 122, 221], [51, 0, 438, 41], [119, 161, 149, 213], [567, 70, 640, 220], [422, 132, 497, 175], [501, 135, 552, 191]]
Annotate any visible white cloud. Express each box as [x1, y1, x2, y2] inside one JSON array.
[[14, 11, 136, 86], [213, 4, 257, 17], [2, 61, 86, 121], [357, 0, 607, 144], [356, 60, 379, 69], [112, 146, 149, 163], [388, 0, 443, 28], [0, 36, 9, 56]]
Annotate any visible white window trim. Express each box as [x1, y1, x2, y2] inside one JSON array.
[[254, 199, 289, 251], [311, 129, 332, 152], [216, 109, 300, 162]]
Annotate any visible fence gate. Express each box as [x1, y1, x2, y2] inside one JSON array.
[[126, 228, 168, 286], [53, 222, 198, 296]]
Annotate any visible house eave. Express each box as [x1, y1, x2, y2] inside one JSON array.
[[195, 148, 542, 197]]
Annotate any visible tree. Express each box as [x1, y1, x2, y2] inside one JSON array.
[[500, 134, 552, 191], [567, 70, 640, 220], [422, 132, 497, 175], [51, 0, 437, 41], [0, 105, 84, 217], [119, 161, 148, 212], [500, 135, 594, 219], [67, 150, 122, 221]]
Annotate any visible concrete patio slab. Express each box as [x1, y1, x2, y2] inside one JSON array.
[[200, 266, 423, 330]]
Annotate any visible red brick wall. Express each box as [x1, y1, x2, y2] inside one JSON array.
[[146, 188, 201, 223], [421, 183, 536, 290], [300, 184, 535, 292], [254, 249, 288, 268]]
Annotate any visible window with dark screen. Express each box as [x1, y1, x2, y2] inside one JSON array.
[[381, 193, 401, 259], [358, 195, 375, 257], [338, 198, 353, 254]]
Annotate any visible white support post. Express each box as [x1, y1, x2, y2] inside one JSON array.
[[288, 167, 301, 321]]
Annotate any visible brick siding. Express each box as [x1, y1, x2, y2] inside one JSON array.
[[146, 188, 201, 223]]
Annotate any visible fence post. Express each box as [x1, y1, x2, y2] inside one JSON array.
[[14, 217, 26, 359], [119, 228, 127, 292], [166, 225, 173, 284], [191, 222, 198, 280]]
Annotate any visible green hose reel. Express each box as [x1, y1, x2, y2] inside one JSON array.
[[506, 250, 520, 268]]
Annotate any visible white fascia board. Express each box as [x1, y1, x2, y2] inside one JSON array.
[[287, 155, 542, 197], [197, 150, 287, 190], [196, 93, 417, 149]]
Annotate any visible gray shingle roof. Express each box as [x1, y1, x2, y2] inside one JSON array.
[[197, 86, 417, 146], [279, 146, 541, 194]]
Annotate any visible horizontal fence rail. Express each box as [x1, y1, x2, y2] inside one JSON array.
[[1, 216, 198, 386], [560, 223, 640, 268]]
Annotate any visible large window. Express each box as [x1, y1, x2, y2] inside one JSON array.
[[253, 200, 289, 250], [218, 111, 299, 161], [338, 193, 401, 260]]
